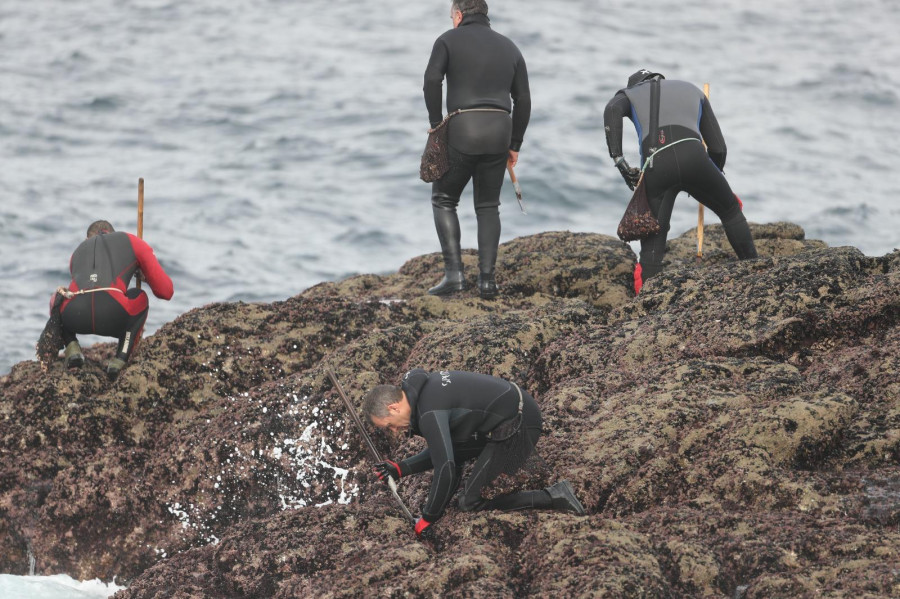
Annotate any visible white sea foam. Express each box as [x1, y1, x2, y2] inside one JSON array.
[[0, 574, 124, 599], [160, 392, 358, 550]]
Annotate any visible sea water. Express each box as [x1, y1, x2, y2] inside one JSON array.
[[1, 0, 897, 375], [1, 0, 898, 592]]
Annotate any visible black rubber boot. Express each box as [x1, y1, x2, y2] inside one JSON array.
[[64, 340, 84, 369], [428, 204, 467, 295], [477, 272, 498, 300], [476, 206, 500, 299], [429, 270, 466, 295], [546, 480, 586, 515], [106, 357, 126, 381]]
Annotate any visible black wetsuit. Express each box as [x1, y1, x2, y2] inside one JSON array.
[[423, 12, 531, 276], [604, 78, 757, 285], [396, 369, 548, 523], [58, 231, 173, 362]]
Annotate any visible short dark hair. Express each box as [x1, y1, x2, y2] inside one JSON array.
[[452, 0, 488, 16], [86, 220, 115, 238], [362, 385, 403, 421]]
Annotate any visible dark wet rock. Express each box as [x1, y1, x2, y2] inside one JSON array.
[[666, 221, 828, 269], [304, 230, 635, 313], [1, 224, 898, 598]]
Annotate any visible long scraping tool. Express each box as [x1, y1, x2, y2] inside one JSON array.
[[507, 164, 528, 214], [325, 366, 415, 524]]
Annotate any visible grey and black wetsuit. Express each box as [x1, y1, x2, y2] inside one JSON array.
[[604, 78, 757, 286], [395, 369, 547, 522], [423, 12, 531, 276]]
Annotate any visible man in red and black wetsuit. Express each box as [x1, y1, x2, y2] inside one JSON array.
[[56, 220, 173, 379]]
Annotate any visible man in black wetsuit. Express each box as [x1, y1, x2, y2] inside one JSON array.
[[423, 0, 531, 299], [55, 220, 173, 379], [604, 69, 758, 293], [363, 369, 585, 537]]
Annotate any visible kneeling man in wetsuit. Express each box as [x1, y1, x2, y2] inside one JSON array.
[[56, 220, 173, 379], [363, 369, 585, 537]]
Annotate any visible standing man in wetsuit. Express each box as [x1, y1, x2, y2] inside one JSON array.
[[363, 369, 585, 538], [423, 0, 531, 299], [56, 220, 173, 379], [604, 69, 758, 293]]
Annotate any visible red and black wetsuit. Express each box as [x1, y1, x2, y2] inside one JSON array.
[[57, 231, 173, 362], [604, 78, 758, 289], [395, 369, 548, 522]]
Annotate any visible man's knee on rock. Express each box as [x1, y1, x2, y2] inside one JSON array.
[[458, 494, 487, 512]]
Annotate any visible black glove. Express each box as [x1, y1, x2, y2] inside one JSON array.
[[374, 460, 401, 485], [614, 156, 640, 191]]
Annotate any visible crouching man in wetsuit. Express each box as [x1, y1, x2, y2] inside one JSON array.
[[56, 220, 173, 380], [363, 369, 585, 538], [604, 69, 758, 293], [423, 0, 531, 299]]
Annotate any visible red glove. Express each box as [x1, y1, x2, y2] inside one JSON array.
[[414, 517, 432, 538], [633, 263, 643, 296], [374, 460, 401, 485]]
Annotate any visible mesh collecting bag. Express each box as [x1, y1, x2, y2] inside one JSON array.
[[36, 291, 66, 367], [616, 174, 661, 242], [419, 118, 452, 183], [420, 108, 508, 183], [617, 77, 664, 242]]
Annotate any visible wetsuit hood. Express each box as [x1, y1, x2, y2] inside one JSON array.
[[628, 69, 665, 88], [400, 368, 430, 434]]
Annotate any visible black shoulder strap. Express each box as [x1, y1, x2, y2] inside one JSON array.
[[648, 78, 661, 158]]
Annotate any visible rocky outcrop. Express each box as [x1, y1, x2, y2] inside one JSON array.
[[1, 224, 897, 598]]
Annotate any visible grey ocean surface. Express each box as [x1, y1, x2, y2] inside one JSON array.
[[1, 0, 898, 377]]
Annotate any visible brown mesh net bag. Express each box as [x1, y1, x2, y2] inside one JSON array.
[[616, 173, 661, 242], [419, 119, 451, 183], [36, 290, 66, 367]]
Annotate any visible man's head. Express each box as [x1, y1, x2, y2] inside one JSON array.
[[451, 0, 488, 19], [363, 385, 411, 433], [86, 220, 115, 238], [627, 69, 665, 88]]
